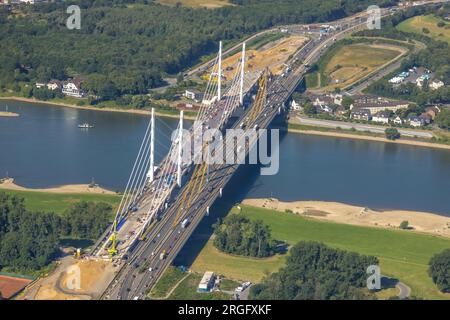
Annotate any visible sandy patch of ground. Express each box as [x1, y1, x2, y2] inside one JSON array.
[[0, 111, 19, 117], [242, 198, 450, 238], [0, 97, 196, 120], [288, 128, 450, 151], [0, 178, 116, 195], [218, 35, 308, 80], [27, 256, 117, 300]]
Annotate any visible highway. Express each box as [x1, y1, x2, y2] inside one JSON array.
[[100, 1, 446, 300]]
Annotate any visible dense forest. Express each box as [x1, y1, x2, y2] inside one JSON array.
[[249, 241, 379, 300], [356, 4, 450, 106], [0, 0, 395, 102], [0, 193, 111, 272], [213, 214, 276, 258]]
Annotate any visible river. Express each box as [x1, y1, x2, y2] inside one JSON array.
[[1, 100, 449, 215]]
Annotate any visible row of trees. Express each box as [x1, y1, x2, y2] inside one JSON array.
[[249, 241, 379, 300], [0, 0, 394, 101], [0, 193, 111, 272], [213, 215, 276, 258]]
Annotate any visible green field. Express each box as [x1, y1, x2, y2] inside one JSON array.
[[0, 189, 121, 214], [397, 14, 450, 44], [319, 43, 402, 90], [159, 272, 231, 300], [148, 266, 187, 299], [189, 205, 450, 300]]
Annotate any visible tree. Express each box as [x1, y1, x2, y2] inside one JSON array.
[[428, 249, 450, 293], [436, 109, 450, 130], [63, 201, 111, 239], [249, 241, 378, 300], [385, 128, 400, 140], [213, 215, 276, 258], [0, 193, 61, 271], [399, 220, 409, 230], [0, 0, 390, 103], [0, 193, 112, 272], [303, 102, 317, 115], [342, 96, 354, 110]]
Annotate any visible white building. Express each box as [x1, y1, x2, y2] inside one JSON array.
[[62, 78, 85, 98], [47, 80, 61, 91], [291, 99, 302, 111], [184, 89, 204, 103], [430, 80, 444, 91], [393, 116, 403, 125], [408, 116, 424, 127], [372, 111, 390, 124], [198, 271, 215, 293], [389, 77, 404, 84]]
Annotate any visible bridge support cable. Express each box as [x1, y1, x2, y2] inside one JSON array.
[[148, 108, 155, 182], [239, 42, 246, 106], [174, 77, 267, 228], [111, 118, 151, 225], [136, 58, 222, 236], [218, 40, 222, 101], [172, 70, 251, 227], [246, 70, 268, 125], [96, 116, 152, 256], [136, 121, 182, 237], [177, 110, 183, 187], [140, 41, 230, 228], [216, 56, 245, 128], [111, 40, 246, 248], [119, 120, 153, 222]]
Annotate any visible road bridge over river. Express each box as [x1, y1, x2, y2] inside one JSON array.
[[94, 1, 445, 300]]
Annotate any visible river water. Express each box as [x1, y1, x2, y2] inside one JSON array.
[[1, 100, 449, 215]]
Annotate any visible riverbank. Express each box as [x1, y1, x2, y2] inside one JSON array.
[[242, 198, 450, 238], [287, 127, 450, 151], [0, 96, 197, 120], [0, 178, 116, 195], [0, 111, 19, 117]]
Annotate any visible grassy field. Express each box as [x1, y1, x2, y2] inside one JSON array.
[[397, 14, 450, 44], [188, 205, 450, 300], [163, 272, 231, 300], [0, 189, 121, 214], [318, 43, 402, 90], [149, 266, 240, 300], [156, 0, 232, 8], [148, 266, 187, 299]]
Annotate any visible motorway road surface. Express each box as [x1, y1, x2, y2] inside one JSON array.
[[297, 116, 434, 138]]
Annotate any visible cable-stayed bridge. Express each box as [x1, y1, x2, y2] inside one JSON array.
[[95, 2, 446, 299]]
